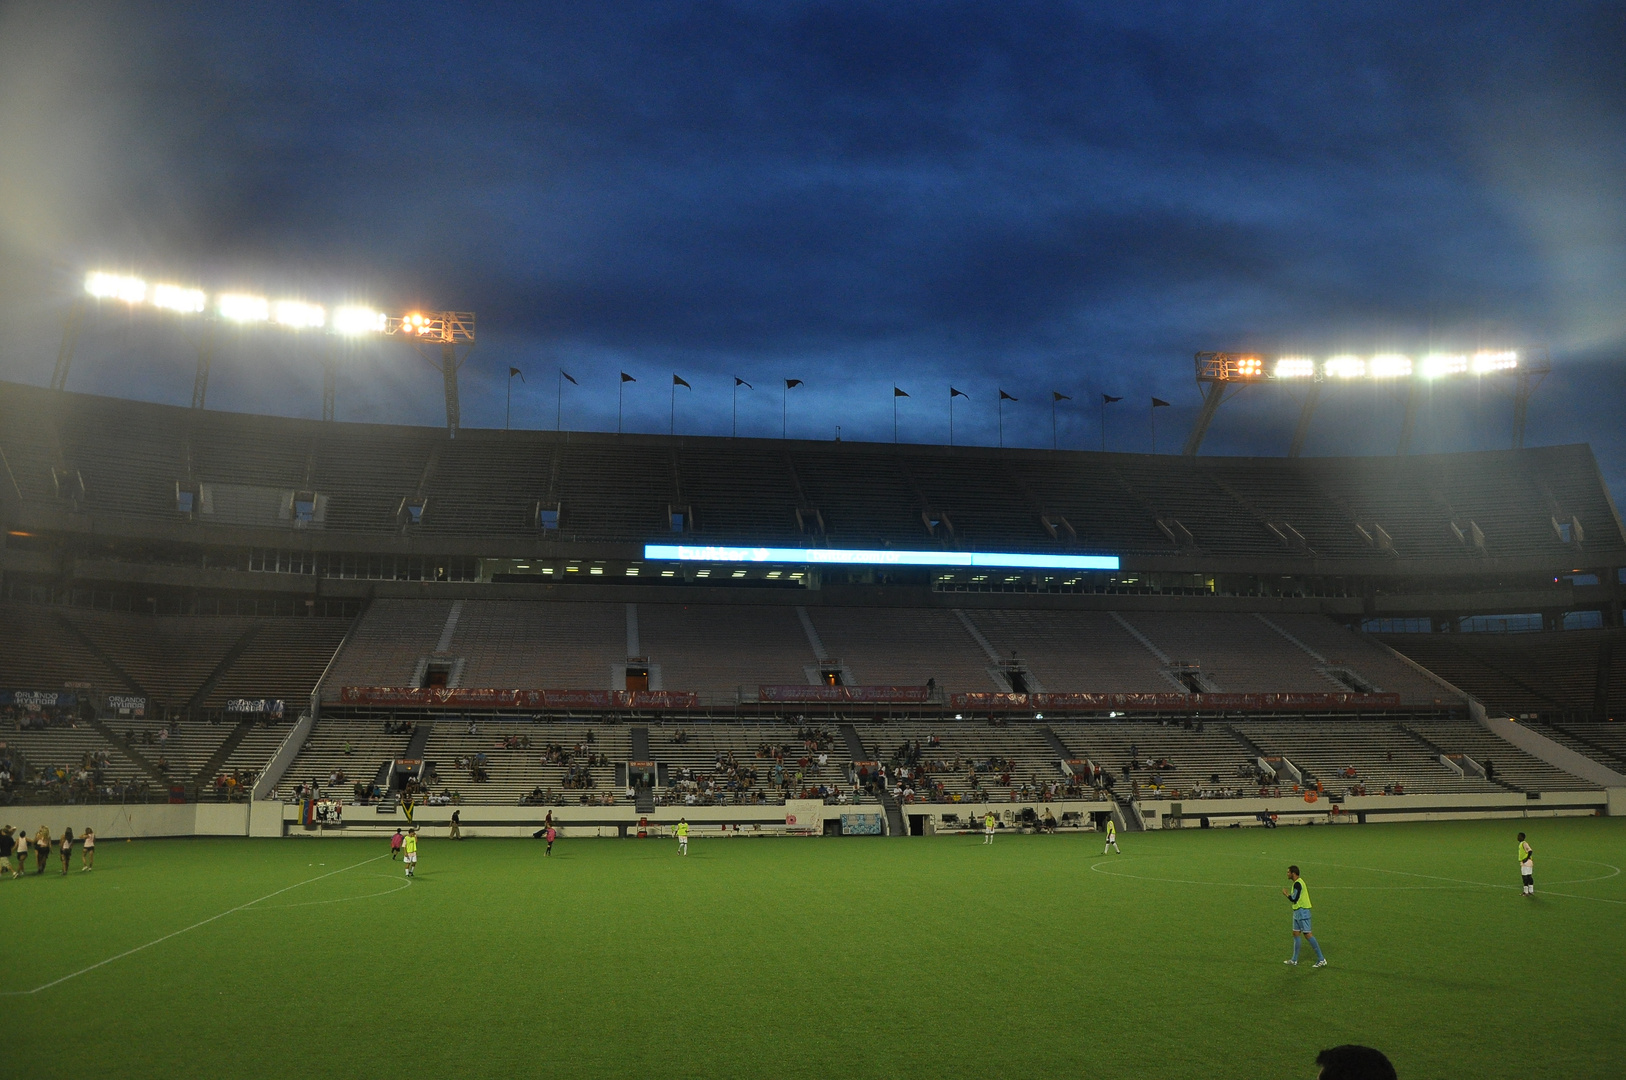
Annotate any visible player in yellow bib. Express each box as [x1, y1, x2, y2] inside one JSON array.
[[1282, 865, 1326, 967], [676, 819, 689, 855], [1517, 832, 1534, 896], [402, 827, 418, 878], [1103, 818, 1120, 854], [983, 812, 996, 844]]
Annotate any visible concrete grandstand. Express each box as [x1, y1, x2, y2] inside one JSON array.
[[2, 379, 1624, 837]]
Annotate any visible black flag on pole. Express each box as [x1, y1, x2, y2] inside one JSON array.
[[621, 372, 636, 383], [999, 389, 1018, 401], [1102, 393, 1123, 403], [673, 374, 691, 388], [1152, 397, 1171, 407], [735, 377, 752, 389], [894, 386, 909, 397], [1052, 391, 1070, 402], [561, 370, 578, 385], [509, 367, 524, 381]]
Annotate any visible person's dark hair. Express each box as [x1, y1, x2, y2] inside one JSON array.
[[1517, 832, 1526, 841], [1288, 864, 1300, 876], [1316, 1044, 1396, 1080]]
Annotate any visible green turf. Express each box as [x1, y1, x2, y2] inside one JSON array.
[[1, 817, 1622, 1078]]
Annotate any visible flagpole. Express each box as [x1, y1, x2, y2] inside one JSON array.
[[949, 389, 954, 446], [1101, 397, 1106, 452], [733, 381, 738, 438], [557, 370, 562, 432], [1151, 400, 1156, 454], [670, 377, 675, 436], [618, 378, 624, 435], [998, 395, 1004, 448], [893, 387, 898, 444], [1051, 396, 1056, 450], [783, 382, 788, 439], [506, 376, 513, 431]]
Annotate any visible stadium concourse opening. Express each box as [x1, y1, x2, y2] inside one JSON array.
[[0, 379, 1623, 829]]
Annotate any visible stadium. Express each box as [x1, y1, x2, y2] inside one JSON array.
[[2, 374, 1623, 1078], [5, 8, 1626, 1079]]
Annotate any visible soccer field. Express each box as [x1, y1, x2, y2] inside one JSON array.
[[2, 818, 1621, 1079]]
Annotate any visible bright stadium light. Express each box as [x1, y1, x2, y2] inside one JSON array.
[[1369, 353, 1413, 378], [643, 544, 1120, 571], [217, 294, 270, 323], [1235, 355, 1263, 377], [1324, 354, 1365, 379], [1273, 357, 1316, 379], [332, 306, 386, 336], [1472, 349, 1518, 374], [150, 284, 206, 314], [85, 271, 146, 304], [272, 300, 325, 329], [1421, 352, 1469, 379]]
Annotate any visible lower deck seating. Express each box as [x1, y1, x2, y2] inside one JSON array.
[[1404, 719, 1598, 791], [1234, 719, 1498, 795], [1049, 720, 1255, 798]]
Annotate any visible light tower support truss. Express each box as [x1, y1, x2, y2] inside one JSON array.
[[390, 312, 476, 437]]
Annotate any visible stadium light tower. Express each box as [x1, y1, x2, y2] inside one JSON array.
[[1180, 349, 1547, 457], [386, 310, 477, 437], [64, 271, 476, 434]]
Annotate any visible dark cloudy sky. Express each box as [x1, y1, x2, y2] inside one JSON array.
[[1, 3, 1623, 482]]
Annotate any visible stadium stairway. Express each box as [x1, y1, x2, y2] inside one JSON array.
[[86, 714, 168, 787], [190, 717, 261, 786], [1541, 722, 1626, 774], [1037, 725, 1073, 760], [53, 610, 148, 698], [630, 726, 656, 813], [1397, 724, 1523, 794], [877, 790, 908, 838], [181, 625, 263, 718], [838, 723, 867, 764]]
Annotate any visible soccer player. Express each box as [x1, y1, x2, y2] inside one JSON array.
[[983, 811, 996, 844], [545, 824, 556, 856], [1103, 817, 1120, 854], [402, 827, 418, 878], [676, 818, 689, 855], [1518, 832, 1534, 896], [1282, 865, 1327, 967], [80, 828, 94, 871], [390, 828, 403, 860]]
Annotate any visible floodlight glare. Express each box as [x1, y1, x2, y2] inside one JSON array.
[[85, 272, 146, 304], [332, 306, 386, 336], [1273, 357, 1315, 379], [217, 294, 270, 323], [1369, 353, 1413, 378], [150, 284, 206, 314], [1235, 355, 1263, 377], [643, 544, 1120, 571], [273, 300, 325, 329], [1472, 349, 1518, 374], [1324, 354, 1365, 379], [1421, 353, 1468, 379]]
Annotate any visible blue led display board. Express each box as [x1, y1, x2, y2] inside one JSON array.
[[643, 544, 1119, 571]]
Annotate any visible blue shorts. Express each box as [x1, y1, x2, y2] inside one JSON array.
[[1292, 909, 1313, 933]]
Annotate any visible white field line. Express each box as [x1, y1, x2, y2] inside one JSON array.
[[1, 853, 389, 996]]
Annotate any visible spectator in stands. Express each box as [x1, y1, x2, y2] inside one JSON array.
[[1313, 1045, 1395, 1080]]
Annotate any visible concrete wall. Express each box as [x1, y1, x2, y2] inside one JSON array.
[[0, 802, 250, 840], [1137, 788, 1609, 828], [1472, 707, 1626, 789]]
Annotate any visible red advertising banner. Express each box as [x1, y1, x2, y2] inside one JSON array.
[[339, 687, 699, 710], [757, 685, 932, 703], [948, 691, 1403, 712]]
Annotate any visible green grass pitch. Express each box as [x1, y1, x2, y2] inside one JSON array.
[[2, 817, 1622, 1079]]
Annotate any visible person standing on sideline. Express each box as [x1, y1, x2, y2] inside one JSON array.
[[402, 827, 418, 878], [1518, 832, 1535, 896], [983, 811, 996, 844], [545, 824, 556, 856], [1103, 817, 1120, 854], [1282, 866, 1327, 967], [676, 818, 689, 855], [0, 826, 17, 878], [34, 826, 50, 875], [449, 810, 461, 841], [80, 828, 94, 871], [390, 828, 404, 860]]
